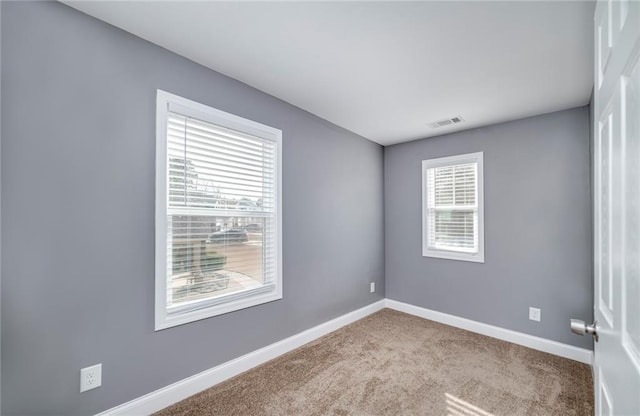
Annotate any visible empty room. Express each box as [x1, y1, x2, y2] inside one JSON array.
[[1, 0, 639, 415]]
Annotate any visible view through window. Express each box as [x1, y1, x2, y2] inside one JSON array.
[[156, 91, 282, 329]]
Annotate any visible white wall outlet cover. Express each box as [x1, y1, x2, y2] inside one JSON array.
[[80, 363, 103, 392], [529, 307, 541, 322], [370, 282, 375, 293]]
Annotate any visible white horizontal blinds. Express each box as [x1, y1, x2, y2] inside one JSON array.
[[427, 162, 478, 252], [166, 112, 277, 308], [167, 113, 276, 209]]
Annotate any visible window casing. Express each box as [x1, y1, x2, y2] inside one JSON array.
[[422, 152, 484, 263], [155, 90, 282, 330]]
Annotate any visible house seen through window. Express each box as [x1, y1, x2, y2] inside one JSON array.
[[155, 90, 282, 330]]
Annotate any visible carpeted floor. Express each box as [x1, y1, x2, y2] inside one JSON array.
[[156, 309, 593, 416]]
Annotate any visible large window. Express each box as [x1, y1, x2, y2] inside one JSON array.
[[155, 90, 282, 330], [422, 152, 484, 263]]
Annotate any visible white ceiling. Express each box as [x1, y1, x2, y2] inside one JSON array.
[[63, 1, 594, 146]]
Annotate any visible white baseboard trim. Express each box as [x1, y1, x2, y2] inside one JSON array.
[[97, 300, 385, 416], [99, 298, 592, 415], [385, 299, 593, 365]]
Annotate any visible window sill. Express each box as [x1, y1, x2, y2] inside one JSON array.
[[155, 286, 282, 331], [422, 248, 485, 263]]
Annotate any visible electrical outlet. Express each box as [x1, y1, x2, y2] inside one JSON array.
[[529, 307, 541, 322], [370, 282, 375, 293], [80, 363, 102, 392]]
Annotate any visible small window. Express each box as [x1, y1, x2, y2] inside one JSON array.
[[155, 90, 282, 330], [422, 152, 484, 263]]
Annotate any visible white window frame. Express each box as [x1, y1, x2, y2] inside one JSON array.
[[422, 152, 484, 263], [155, 90, 282, 330]]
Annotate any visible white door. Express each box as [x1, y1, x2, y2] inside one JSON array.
[[592, 1, 640, 415]]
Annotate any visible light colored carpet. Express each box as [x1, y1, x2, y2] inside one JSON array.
[[156, 309, 593, 416]]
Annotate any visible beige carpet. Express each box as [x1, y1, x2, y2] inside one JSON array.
[[156, 309, 593, 416]]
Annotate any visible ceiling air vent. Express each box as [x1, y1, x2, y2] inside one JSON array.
[[429, 116, 464, 129]]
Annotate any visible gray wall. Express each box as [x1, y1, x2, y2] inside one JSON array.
[[385, 107, 593, 349], [0, 2, 384, 414]]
